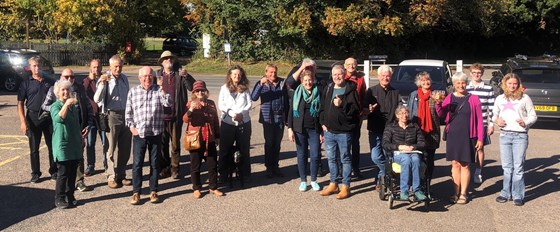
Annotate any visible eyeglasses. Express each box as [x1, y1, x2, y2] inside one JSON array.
[[471, 72, 482, 75], [194, 90, 205, 93], [62, 75, 74, 79]]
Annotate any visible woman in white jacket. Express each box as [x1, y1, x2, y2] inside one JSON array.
[[217, 65, 252, 183], [492, 73, 537, 206]]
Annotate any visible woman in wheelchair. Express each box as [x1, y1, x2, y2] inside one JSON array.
[[382, 105, 427, 201]]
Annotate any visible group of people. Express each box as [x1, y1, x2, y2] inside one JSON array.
[[16, 52, 537, 208]]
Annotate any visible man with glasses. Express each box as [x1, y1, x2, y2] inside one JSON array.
[[156, 51, 195, 179], [17, 56, 57, 183], [466, 63, 495, 184], [42, 68, 94, 192], [94, 55, 132, 189]]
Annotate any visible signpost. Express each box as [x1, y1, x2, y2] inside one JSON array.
[[224, 42, 232, 66]]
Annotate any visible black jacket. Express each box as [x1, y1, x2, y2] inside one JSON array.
[[382, 122, 425, 158], [156, 68, 196, 122], [319, 81, 359, 133], [364, 84, 400, 133], [287, 86, 323, 134]]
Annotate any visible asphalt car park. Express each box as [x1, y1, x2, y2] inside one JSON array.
[[0, 70, 558, 231]]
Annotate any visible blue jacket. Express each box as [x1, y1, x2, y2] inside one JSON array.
[[251, 78, 289, 124]]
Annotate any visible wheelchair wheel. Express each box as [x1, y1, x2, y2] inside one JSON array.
[[388, 195, 394, 209], [378, 176, 387, 201], [424, 199, 430, 212]]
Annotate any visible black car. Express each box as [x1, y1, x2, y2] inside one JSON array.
[[0, 49, 55, 92], [162, 35, 198, 56], [492, 54, 560, 120]]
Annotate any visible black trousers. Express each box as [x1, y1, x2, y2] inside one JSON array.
[[190, 141, 218, 190], [218, 122, 252, 178], [55, 160, 79, 201], [26, 113, 56, 176]]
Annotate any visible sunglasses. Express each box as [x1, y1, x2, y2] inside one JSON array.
[[194, 90, 206, 93], [62, 75, 75, 79]]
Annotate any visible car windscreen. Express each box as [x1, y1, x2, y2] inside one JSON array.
[[394, 66, 445, 83], [513, 69, 560, 83]]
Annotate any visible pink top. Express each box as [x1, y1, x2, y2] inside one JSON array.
[[436, 94, 484, 142]]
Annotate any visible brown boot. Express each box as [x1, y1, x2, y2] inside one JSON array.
[[336, 184, 350, 199], [319, 182, 339, 196]]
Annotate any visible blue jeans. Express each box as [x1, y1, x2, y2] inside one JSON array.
[[263, 122, 284, 170], [369, 131, 386, 179], [86, 123, 108, 170], [324, 131, 352, 186], [499, 131, 528, 200], [393, 152, 422, 195], [132, 135, 161, 194], [295, 128, 321, 182]]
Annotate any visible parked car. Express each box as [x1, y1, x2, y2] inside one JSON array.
[[0, 49, 55, 92], [162, 35, 198, 56], [390, 59, 453, 104], [491, 54, 560, 120]]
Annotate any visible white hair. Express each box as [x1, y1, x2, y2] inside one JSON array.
[[452, 72, 468, 83], [377, 65, 393, 75], [54, 80, 72, 99]]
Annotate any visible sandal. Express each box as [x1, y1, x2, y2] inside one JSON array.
[[457, 194, 468, 204]]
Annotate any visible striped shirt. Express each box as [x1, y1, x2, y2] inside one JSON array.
[[467, 81, 495, 127], [125, 84, 171, 138]]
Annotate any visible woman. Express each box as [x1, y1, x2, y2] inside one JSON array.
[[218, 65, 252, 183], [382, 105, 427, 201], [492, 73, 537, 206], [287, 70, 322, 192], [407, 72, 441, 187], [436, 72, 483, 204], [50, 80, 83, 209], [183, 81, 223, 198]]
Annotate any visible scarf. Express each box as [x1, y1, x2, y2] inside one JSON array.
[[417, 88, 433, 133], [293, 84, 320, 118]]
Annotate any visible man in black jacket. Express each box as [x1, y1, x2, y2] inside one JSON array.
[[364, 65, 400, 190], [318, 65, 360, 200], [156, 51, 196, 179]]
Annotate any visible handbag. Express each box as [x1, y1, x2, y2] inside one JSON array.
[[98, 113, 110, 132], [442, 94, 470, 141], [183, 127, 201, 151]]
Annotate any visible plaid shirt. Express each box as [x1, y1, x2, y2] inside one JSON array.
[[125, 84, 171, 138]]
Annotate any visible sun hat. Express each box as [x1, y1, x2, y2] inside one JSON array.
[[159, 50, 176, 63]]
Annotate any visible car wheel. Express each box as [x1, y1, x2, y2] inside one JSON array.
[[4, 76, 19, 92]]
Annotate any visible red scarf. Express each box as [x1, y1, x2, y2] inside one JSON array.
[[417, 88, 433, 133]]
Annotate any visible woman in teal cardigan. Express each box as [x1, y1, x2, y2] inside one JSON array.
[[50, 80, 83, 209]]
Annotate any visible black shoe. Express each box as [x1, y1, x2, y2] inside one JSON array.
[[55, 199, 69, 209], [353, 171, 364, 179], [513, 199, 524, 206], [76, 181, 92, 192], [30, 173, 42, 183], [67, 195, 78, 207], [496, 196, 508, 203], [272, 168, 284, 178], [265, 170, 274, 179], [51, 173, 58, 181], [84, 165, 95, 176]]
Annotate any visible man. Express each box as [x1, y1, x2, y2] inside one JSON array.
[[17, 56, 56, 183], [364, 65, 400, 189], [251, 64, 289, 178], [156, 51, 195, 179], [93, 55, 132, 188], [83, 59, 108, 175], [466, 63, 495, 184], [126, 66, 171, 205], [42, 68, 94, 192], [343, 57, 367, 179], [319, 65, 360, 199]]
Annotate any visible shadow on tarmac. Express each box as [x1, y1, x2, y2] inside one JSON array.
[[0, 185, 54, 230]]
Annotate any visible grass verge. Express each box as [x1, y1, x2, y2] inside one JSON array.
[[185, 58, 295, 77]]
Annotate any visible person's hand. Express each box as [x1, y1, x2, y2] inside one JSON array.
[[288, 128, 295, 142], [368, 103, 378, 113], [516, 119, 526, 128], [487, 126, 494, 135], [20, 122, 27, 135], [88, 71, 96, 80], [157, 77, 163, 86], [260, 77, 268, 85], [321, 125, 328, 132], [179, 67, 187, 77], [333, 95, 342, 107], [475, 140, 483, 151], [81, 128, 88, 138], [66, 98, 78, 105], [189, 100, 200, 111], [130, 127, 139, 136], [99, 74, 110, 83], [215, 138, 220, 147], [234, 113, 243, 122], [496, 118, 507, 127], [319, 134, 324, 144]]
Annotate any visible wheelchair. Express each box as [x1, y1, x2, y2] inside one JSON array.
[[378, 151, 431, 211]]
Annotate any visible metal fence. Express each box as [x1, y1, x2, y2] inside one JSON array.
[[0, 41, 116, 66]]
